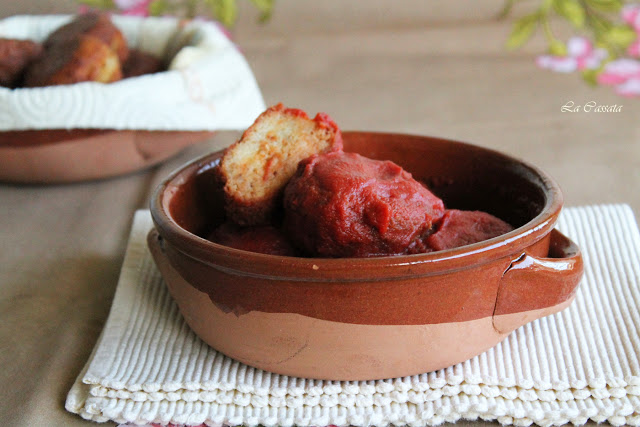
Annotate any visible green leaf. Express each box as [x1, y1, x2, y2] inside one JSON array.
[[498, 0, 516, 19], [205, 0, 238, 27], [592, 17, 614, 45], [506, 13, 540, 49], [77, 0, 116, 9], [249, 0, 275, 21], [603, 25, 637, 48], [548, 39, 568, 55], [581, 69, 600, 86], [553, 0, 585, 28], [585, 0, 623, 13], [148, 0, 168, 16], [248, 0, 274, 14]]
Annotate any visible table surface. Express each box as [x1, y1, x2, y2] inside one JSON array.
[[1, 1, 638, 426]]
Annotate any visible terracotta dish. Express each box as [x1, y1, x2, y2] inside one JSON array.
[[0, 129, 212, 183], [149, 131, 584, 381]]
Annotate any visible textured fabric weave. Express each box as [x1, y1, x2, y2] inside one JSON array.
[[66, 205, 640, 426]]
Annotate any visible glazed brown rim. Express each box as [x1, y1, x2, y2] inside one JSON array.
[[150, 131, 563, 281]]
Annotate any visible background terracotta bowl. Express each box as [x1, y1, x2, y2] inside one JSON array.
[[0, 129, 212, 183], [149, 131, 584, 381]]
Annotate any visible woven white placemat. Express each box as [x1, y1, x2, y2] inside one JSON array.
[[65, 205, 640, 426]]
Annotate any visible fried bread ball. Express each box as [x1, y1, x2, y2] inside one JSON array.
[[218, 104, 343, 226], [123, 49, 164, 78], [0, 38, 43, 87], [45, 13, 128, 62], [23, 35, 122, 87]]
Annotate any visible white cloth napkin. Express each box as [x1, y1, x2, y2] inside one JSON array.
[[0, 15, 265, 131], [65, 205, 640, 426]]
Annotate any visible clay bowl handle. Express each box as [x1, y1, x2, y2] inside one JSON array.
[[148, 228, 166, 257], [493, 229, 584, 334]]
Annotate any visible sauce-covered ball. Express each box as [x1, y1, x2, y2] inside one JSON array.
[[426, 209, 514, 251], [283, 151, 445, 257], [209, 222, 297, 256]]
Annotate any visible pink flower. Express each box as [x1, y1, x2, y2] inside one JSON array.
[[597, 58, 640, 85], [615, 76, 640, 96], [536, 37, 607, 73], [536, 55, 576, 73], [597, 58, 640, 97], [114, 0, 151, 16], [114, 0, 145, 8], [622, 4, 640, 31], [622, 4, 640, 57], [629, 40, 640, 57]]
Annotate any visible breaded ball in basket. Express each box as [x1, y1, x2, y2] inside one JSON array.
[[123, 49, 164, 78], [23, 35, 122, 87], [45, 13, 128, 62], [22, 13, 129, 87], [0, 38, 43, 87]]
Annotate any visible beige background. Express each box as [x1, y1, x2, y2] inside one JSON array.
[[1, 1, 639, 426]]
